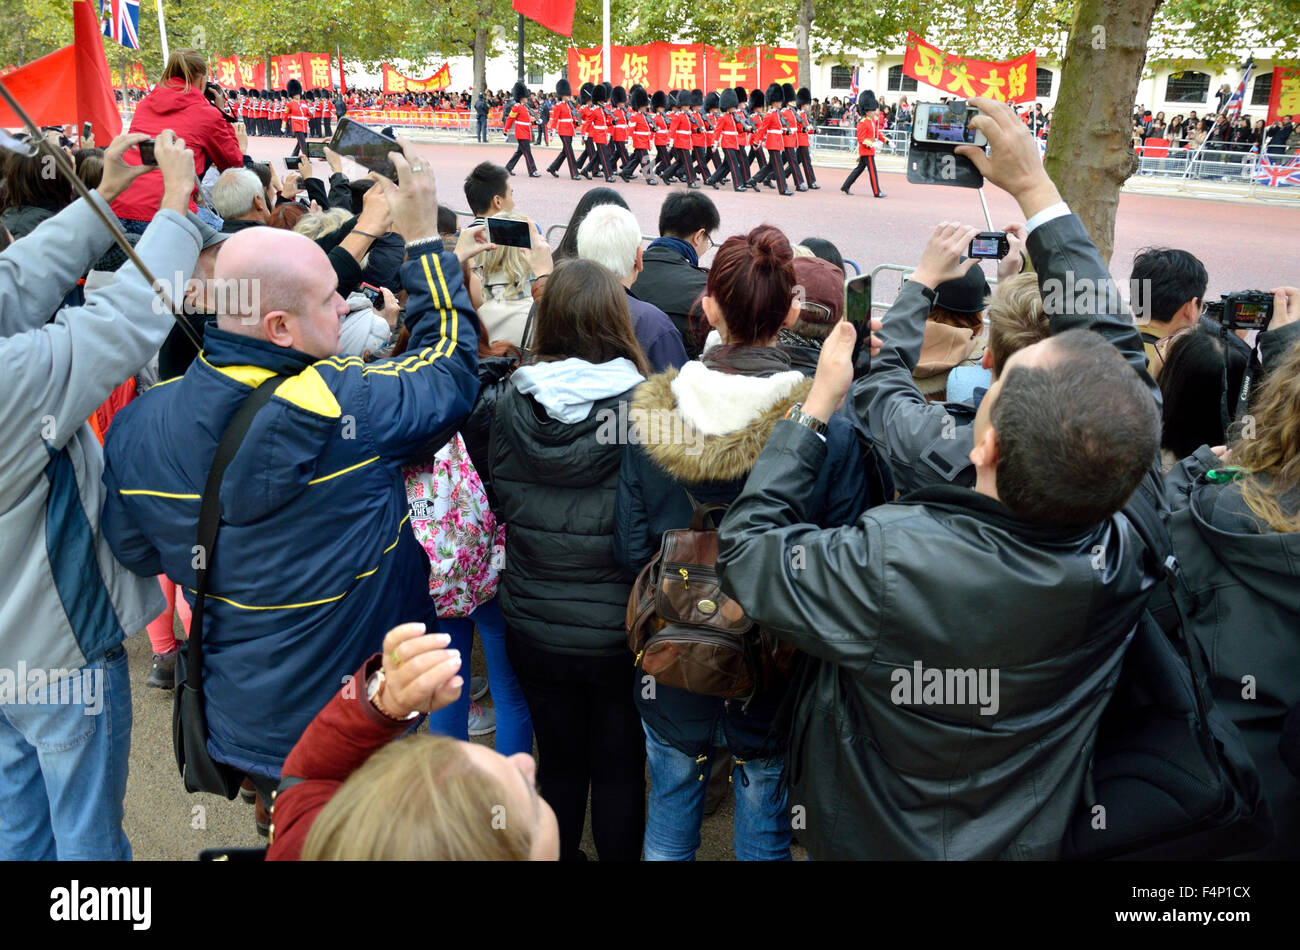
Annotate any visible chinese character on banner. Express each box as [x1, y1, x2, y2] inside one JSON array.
[[902, 31, 1036, 104], [270, 58, 281, 89], [715, 56, 752, 89], [668, 49, 698, 88], [767, 50, 797, 83], [575, 50, 602, 85], [945, 62, 978, 98], [621, 51, 649, 89], [980, 68, 1007, 102], [284, 56, 304, 83], [215, 58, 237, 88], [309, 54, 332, 89], [1268, 67, 1300, 122], [237, 59, 255, 87], [389, 72, 407, 93], [1007, 63, 1028, 100]]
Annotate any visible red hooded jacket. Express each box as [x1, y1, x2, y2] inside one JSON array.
[[110, 79, 244, 222]]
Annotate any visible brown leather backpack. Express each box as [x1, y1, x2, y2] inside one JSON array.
[[625, 501, 793, 701]]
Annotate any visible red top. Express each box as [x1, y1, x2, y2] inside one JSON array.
[[750, 112, 765, 148], [797, 110, 811, 147], [763, 110, 786, 150], [689, 111, 707, 148], [857, 116, 884, 156], [110, 79, 244, 222], [580, 105, 608, 144], [287, 99, 310, 134], [266, 655, 411, 861], [653, 113, 670, 146], [610, 106, 629, 142], [716, 113, 739, 150], [630, 111, 652, 150], [550, 101, 575, 136], [780, 107, 799, 147], [504, 103, 533, 140], [669, 111, 693, 149]]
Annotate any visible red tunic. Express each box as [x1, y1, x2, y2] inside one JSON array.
[[580, 105, 609, 144], [716, 113, 739, 150], [610, 106, 629, 142], [630, 111, 652, 150], [653, 113, 670, 146], [763, 110, 786, 151], [780, 107, 799, 148], [797, 110, 812, 147], [857, 116, 883, 156], [669, 112, 693, 149], [550, 101, 575, 136], [689, 111, 707, 148], [287, 99, 310, 134], [504, 103, 533, 140]]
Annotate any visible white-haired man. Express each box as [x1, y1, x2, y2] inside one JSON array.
[[576, 203, 687, 371]]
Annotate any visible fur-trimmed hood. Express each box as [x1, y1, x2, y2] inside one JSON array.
[[631, 362, 812, 483]]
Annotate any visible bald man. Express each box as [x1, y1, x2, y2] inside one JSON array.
[[102, 153, 481, 812]]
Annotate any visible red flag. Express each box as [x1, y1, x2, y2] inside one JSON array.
[[512, 0, 575, 37], [338, 47, 347, 95], [0, 45, 78, 129], [74, 0, 122, 141]]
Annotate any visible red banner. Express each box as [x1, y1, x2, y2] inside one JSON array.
[[213, 55, 265, 91], [381, 62, 451, 94], [122, 60, 149, 90], [902, 32, 1036, 104], [1268, 66, 1300, 123], [566, 43, 798, 94]]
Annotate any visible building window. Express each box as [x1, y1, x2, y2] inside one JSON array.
[[886, 64, 917, 92], [1165, 70, 1210, 103], [1251, 72, 1272, 106], [1035, 67, 1053, 98], [527, 69, 543, 85], [830, 66, 853, 90]]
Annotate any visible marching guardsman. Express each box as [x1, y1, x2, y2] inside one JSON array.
[[276, 91, 287, 137], [703, 91, 724, 181], [751, 84, 791, 195], [609, 85, 631, 174], [546, 78, 581, 179], [780, 83, 807, 191], [579, 83, 614, 181], [621, 86, 658, 184], [308, 90, 321, 138], [687, 90, 711, 180], [663, 92, 699, 187], [504, 81, 541, 176], [575, 82, 595, 175], [795, 87, 819, 188], [321, 90, 333, 138], [705, 87, 751, 191], [286, 79, 311, 155], [841, 90, 886, 196], [745, 88, 766, 176], [651, 91, 671, 176]]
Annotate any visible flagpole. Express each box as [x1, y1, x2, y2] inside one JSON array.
[[155, 0, 170, 62], [602, 0, 610, 83]]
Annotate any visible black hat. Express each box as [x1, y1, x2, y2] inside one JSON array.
[[797, 86, 811, 106], [602, 81, 612, 97], [858, 89, 879, 113], [781, 83, 796, 105], [765, 83, 782, 106], [651, 90, 667, 110], [593, 83, 607, 104], [735, 86, 747, 101], [690, 88, 703, 108], [556, 78, 571, 97], [704, 91, 720, 111], [630, 83, 644, 95], [580, 82, 594, 104], [748, 88, 766, 111], [512, 81, 528, 102], [612, 85, 627, 106], [287, 78, 302, 97], [934, 265, 990, 315], [719, 88, 738, 111], [631, 86, 649, 110]]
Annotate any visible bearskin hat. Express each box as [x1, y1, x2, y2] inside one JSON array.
[[719, 88, 739, 111], [631, 86, 649, 110], [690, 88, 704, 108], [651, 90, 667, 110], [287, 78, 303, 97], [749, 88, 766, 111], [735, 86, 747, 102], [512, 81, 528, 102], [797, 86, 811, 106], [612, 85, 627, 106], [580, 82, 594, 104], [704, 91, 720, 111], [765, 83, 782, 106], [593, 83, 608, 104], [781, 83, 796, 105], [858, 89, 879, 113], [556, 78, 571, 97]]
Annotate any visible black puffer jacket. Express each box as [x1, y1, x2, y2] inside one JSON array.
[[490, 377, 640, 656]]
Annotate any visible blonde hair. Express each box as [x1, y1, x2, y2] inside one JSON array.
[[294, 207, 354, 241], [479, 211, 533, 300], [1231, 338, 1300, 533], [301, 734, 533, 860], [986, 272, 1048, 377], [790, 244, 814, 259], [161, 49, 209, 90]]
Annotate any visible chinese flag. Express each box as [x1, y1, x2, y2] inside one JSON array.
[[512, 0, 575, 37], [73, 0, 122, 141]]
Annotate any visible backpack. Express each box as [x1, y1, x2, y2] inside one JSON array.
[[625, 499, 792, 702], [1061, 479, 1273, 859]]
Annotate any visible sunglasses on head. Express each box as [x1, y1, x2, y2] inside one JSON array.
[[799, 300, 834, 323]]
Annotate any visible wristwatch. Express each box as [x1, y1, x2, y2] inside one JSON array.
[[366, 670, 419, 722], [784, 402, 828, 436]]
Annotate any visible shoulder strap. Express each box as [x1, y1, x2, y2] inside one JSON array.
[[182, 376, 286, 693]]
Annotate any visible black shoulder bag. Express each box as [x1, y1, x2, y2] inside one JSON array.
[[173, 376, 285, 798]]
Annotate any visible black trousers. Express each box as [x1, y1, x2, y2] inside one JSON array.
[[708, 147, 748, 189], [322, 115, 331, 137], [753, 149, 790, 193], [785, 147, 805, 188], [548, 135, 578, 176], [291, 131, 307, 156], [693, 145, 711, 178], [591, 141, 614, 179], [506, 138, 537, 174], [309, 117, 321, 138], [664, 146, 697, 185], [610, 140, 630, 171], [797, 144, 817, 186], [842, 154, 881, 195], [508, 634, 645, 862], [654, 143, 671, 174], [747, 145, 765, 174], [621, 147, 653, 181], [576, 138, 591, 171]]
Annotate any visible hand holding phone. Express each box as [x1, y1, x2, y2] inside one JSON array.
[[284, 156, 302, 170], [137, 139, 158, 166], [485, 217, 532, 249]]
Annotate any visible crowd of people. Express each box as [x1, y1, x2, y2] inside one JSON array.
[[3, 48, 1298, 863], [1132, 104, 1297, 158]]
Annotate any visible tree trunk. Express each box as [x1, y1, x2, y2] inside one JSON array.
[[473, 27, 488, 100], [1043, 0, 1160, 263], [795, 0, 814, 92]]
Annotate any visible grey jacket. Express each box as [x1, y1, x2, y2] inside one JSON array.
[[0, 195, 201, 678], [853, 213, 1156, 494]]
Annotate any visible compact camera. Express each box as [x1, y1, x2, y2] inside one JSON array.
[[968, 231, 1010, 260], [1216, 290, 1274, 331]]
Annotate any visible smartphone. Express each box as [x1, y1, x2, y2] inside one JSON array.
[[328, 116, 401, 181], [137, 139, 157, 166], [843, 273, 873, 372], [359, 282, 385, 308], [486, 217, 532, 249], [306, 140, 326, 159], [968, 231, 1010, 259], [82, 121, 92, 139], [284, 156, 302, 170], [912, 101, 988, 147]]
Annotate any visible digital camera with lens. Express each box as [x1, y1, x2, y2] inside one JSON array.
[[1217, 290, 1273, 331]]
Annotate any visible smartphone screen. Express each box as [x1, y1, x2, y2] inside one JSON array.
[[912, 102, 986, 147], [486, 217, 532, 249], [328, 116, 401, 181], [306, 140, 326, 159], [284, 156, 301, 170], [82, 121, 92, 139], [844, 274, 872, 369]]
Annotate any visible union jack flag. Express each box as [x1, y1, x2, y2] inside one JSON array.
[[101, 0, 141, 50], [1224, 57, 1253, 120], [1253, 152, 1300, 187]]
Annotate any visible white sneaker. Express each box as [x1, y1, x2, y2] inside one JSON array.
[[468, 701, 496, 737], [470, 676, 489, 702]]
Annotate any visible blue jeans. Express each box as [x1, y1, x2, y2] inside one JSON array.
[[425, 598, 533, 755], [642, 721, 792, 861], [0, 646, 133, 860], [477, 115, 488, 142]]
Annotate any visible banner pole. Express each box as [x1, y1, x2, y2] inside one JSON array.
[[602, 0, 610, 83], [155, 0, 170, 62], [977, 186, 994, 231]]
